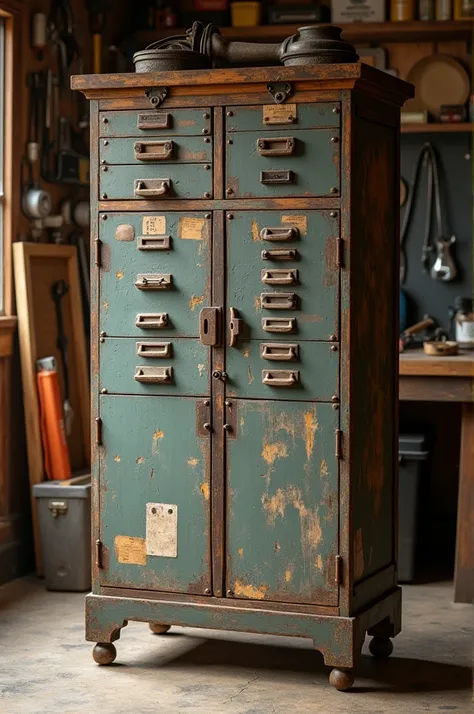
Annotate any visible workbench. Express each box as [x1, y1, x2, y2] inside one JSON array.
[[399, 349, 474, 603]]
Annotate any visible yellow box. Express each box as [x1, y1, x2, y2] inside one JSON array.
[[231, 2, 262, 26]]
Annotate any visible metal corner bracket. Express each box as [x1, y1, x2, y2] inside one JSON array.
[[144, 87, 169, 108], [266, 82, 293, 105]]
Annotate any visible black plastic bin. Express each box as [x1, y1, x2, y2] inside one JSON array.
[[398, 434, 429, 583]]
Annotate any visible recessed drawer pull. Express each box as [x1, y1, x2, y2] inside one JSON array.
[[136, 342, 172, 358], [134, 179, 170, 198], [138, 235, 171, 251], [262, 369, 299, 387], [257, 137, 295, 157], [261, 269, 298, 285], [261, 292, 297, 310], [136, 313, 169, 329], [260, 227, 299, 242], [260, 169, 294, 185], [261, 343, 299, 361], [134, 140, 174, 161], [137, 112, 171, 130], [135, 274, 172, 290], [261, 248, 298, 261], [262, 317, 296, 333], [134, 366, 173, 384]]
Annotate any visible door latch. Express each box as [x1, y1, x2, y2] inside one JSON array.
[[200, 307, 221, 346], [229, 307, 243, 347]]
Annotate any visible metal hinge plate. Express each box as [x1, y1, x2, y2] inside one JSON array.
[[335, 554, 342, 585], [267, 82, 293, 105], [95, 539, 103, 569], [144, 87, 168, 108], [94, 238, 102, 267], [336, 237, 343, 269], [95, 417, 102, 446], [335, 429, 342, 459]]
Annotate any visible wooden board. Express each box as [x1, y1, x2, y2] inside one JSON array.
[[13, 243, 90, 573]]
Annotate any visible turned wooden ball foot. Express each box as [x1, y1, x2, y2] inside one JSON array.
[[92, 642, 117, 665], [329, 668, 355, 691], [149, 623, 171, 634], [369, 636, 393, 659]]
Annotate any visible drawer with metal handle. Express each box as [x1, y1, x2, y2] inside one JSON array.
[[260, 226, 299, 242], [261, 248, 299, 261], [226, 340, 338, 401], [261, 269, 298, 286], [99, 108, 212, 137], [261, 292, 298, 310], [99, 337, 209, 396], [99, 164, 213, 200], [135, 274, 172, 291], [226, 102, 340, 132], [226, 129, 339, 198], [100, 136, 212, 165]]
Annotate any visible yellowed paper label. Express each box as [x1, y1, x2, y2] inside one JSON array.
[[178, 217, 205, 240], [282, 215, 308, 235], [146, 503, 178, 558], [114, 536, 146, 566], [263, 103, 297, 125], [354, 528, 365, 580], [142, 216, 166, 235]]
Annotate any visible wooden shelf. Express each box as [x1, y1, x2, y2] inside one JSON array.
[[128, 21, 474, 48], [401, 122, 473, 133]]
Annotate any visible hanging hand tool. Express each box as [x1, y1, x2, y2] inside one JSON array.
[[87, 0, 107, 74], [51, 280, 74, 435], [400, 142, 457, 283], [48, 0, 80, 90]]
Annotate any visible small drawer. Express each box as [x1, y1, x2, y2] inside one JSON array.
[[226, 340, 338, 401], [226, 129, 339, 199], [100, 108, 212, 137], [100, 164, 213, 200], [226, 102, 340, 132], [100, 136, 212, 165], [99, 337, 209, 396]]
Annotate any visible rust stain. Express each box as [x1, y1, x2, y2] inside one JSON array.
[[240, 416, 245, 427], [189, 295, 205, 311], [197, 363, 205, 376], [316, 554, 323, 571], [152, 429, 164, 455], [188, 457, 199, 467], [238, 547, 244, 558], [248, 366, 254, 384], [251, 220, 261, 241], [284, 567, 294, 583], [262, 486, 322, 558], [254, 296, 261, 312], [274, 541, 280, 552], [320, 459, 328, 477], [304, 411, 318, 461], [136, 456, 143, 464], [262, 442, 288, 465], [114, 455, 120, 463], [115, 270, 124, 280], [234, 580, 267, 600], [242, 347, 250, 358], [103, 300, 109, 312], [200, 482, 210, 501]]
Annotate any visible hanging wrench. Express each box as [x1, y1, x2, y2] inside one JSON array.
[[51, 279, 74, 435]]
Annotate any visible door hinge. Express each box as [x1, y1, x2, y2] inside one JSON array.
[[95, 539, 103, 569], [335, 429, 342, 459], [335, 554, 342, 585], [336, 237, 343, 269], [95, 417, 102, 446], [94, 238, 102, 267]]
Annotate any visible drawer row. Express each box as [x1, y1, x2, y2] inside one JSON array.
[[98, 103, 341, 200]]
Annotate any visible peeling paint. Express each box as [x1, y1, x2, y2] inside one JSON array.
[[116, 270, 124, 280], [103, 300, 109, 312], [188, 457, 199, 467], [262, 486, 322, 558], [189, 294, 205, 311], [136, 456, 143, 464], [234, 580, 267, 600], [320, 459, 328, 477], [251, 220, 261, 241], [274, 541, 281, 552], [200, 483, 210, 501], [152, 430, 164, 455], [242, 347, 250, 358], [316, 554, 324, 571], [114, 455, 120, 463], [197, 363, 205, 376], [304, 410, 319, 461], [254, 296, 261, 312], [261, 442, 288, 465], [284, 568, 294, 583], [238, 548, 244, 558], [248, 366, 254, 384]]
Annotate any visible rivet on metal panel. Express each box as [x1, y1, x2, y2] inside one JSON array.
[[203, 112, 210, 119], [329, 334, 337, 341], [101, 159, 107, 165], [227, 139, 233, 144], [102, 165, 108, 171], [223, 424, 232, 432], [203, 422, 211, 431], [329, 211, 337, 218], [101, 214, 108, 220], [204, 588, 211, 594], [203, 192, 211, 198], [331, 394, 339, 403], [203, 400, 210, 406], [100, 337, 105, 343], [227, 589, 233, 596], [100, 388, 107, 394], [100, 331, 106, 337], [227, 213, 234, 220], [331, 137, 339, 143], [102, 116, 108, 124], [226, 188, 233, 195], [101, 193, 107, 199], [204, 164, 211, 170], [330, 187, 338, 194], [202, 128, 209, 134], [331, 344, 338, 352], [227, 110, 234, 117], [103, 140, 109, 146], [333, 404, 339, 410], [204, 137, 210, 143], [225, 400, 231, 407], [205, 213, 211, 219], [332, 107, 340, 114]]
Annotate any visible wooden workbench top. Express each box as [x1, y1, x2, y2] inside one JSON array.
[[399, 349, 474, 377]]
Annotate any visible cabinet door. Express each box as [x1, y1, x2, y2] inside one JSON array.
[[99, 395, 211, 595], [225, 400, 339, 606]]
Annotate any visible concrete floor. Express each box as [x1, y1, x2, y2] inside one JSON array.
[[0, 578, 472, 714]]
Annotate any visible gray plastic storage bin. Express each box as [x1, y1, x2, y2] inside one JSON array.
[[33, 479, 91, 591], [398, 434, 429, 583]]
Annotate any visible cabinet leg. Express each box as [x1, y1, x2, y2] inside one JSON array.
[[329, 668, 355, 691], [149, 623, 171, 635], [92, 642, 117, 665], [368, 636, 393, 659]]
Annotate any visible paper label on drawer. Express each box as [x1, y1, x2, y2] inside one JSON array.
[[114, 535, 146, 565], [146, 503, 178, 558], [263, 103, 297, 125], [178, 217, 205, 240], [142, 216, 166, 235], [281, 215, 308, 235]]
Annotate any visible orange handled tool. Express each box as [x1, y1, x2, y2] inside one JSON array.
[[36, 357, 71, 481]]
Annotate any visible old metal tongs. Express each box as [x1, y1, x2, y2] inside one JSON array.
[[400, 142, 457, 283]]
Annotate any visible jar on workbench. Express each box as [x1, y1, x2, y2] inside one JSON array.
[[451, 297, 474, 347]]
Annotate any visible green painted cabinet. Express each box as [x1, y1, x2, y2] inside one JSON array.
[[76, 63, 412, 687]]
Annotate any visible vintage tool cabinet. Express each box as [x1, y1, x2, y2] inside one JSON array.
[[73, 64, 413, 690]]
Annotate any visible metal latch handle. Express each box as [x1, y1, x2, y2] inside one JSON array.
[[48, 500, 68, 518], [262, 370, 299, 387], [134, 180, 170, 198], [261, 269, 298, 285], [260, 170, 294, 185], [134, 140, 173, 161], [261, 343, 299, 361], [262, 248, 298, 261], [261, 292, 297, 310], [261, 227, 298, 242], [257, 137, 295, 157], [200, 307, 221, 346], [262, 317, 296, 333], [136, 313, 169, 329], [136, 342, 171, 358], [229, 307, 243, 347], [135, 274, 172, 291], [134, 366, 173, 384]]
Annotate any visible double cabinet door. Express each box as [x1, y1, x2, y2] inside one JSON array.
[[97, 209, 341, 607]]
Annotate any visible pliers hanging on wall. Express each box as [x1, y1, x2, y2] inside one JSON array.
[[48, 0, 80, 89]]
